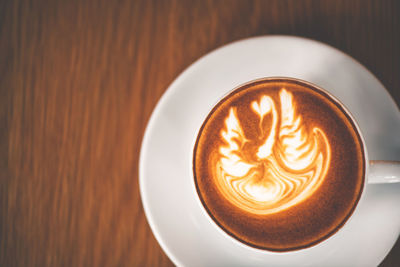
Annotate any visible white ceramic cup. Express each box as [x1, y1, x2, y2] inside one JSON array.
[[193, 77, 400, 257]]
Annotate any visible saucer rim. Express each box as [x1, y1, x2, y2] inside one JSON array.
[[139, 35, 399, 266]]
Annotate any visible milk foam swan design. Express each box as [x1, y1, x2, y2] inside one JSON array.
[[216, 89, 332, 214]]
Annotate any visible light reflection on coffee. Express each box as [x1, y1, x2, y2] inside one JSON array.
[[193, 78, 365, 251]]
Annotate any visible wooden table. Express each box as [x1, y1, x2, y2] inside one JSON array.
[[1, 0, 399, 266]]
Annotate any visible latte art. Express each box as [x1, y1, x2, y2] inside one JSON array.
[[216, 89, 331, 214], [193, 78, 365, 251]]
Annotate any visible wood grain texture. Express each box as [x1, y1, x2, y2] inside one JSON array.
[[0, 0, 399, 266]]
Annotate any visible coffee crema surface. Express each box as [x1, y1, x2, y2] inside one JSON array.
[[193, 78, 365, 251]]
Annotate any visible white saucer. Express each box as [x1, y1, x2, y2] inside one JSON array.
[[139, 36, 400, 267]]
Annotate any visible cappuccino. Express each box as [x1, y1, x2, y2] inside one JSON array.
[[193, 78, 365, 251]]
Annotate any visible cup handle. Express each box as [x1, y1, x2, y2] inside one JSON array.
[[368, 161, 400, 184]]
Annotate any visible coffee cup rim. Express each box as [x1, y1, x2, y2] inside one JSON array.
[[192, 76, 370, 253]]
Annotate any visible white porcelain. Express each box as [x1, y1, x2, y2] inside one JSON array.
[[139, 36, 400, 267], [370, 161, 400, 184]]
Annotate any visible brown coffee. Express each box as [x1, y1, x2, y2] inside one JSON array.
[[193, 78, 365, 251]]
